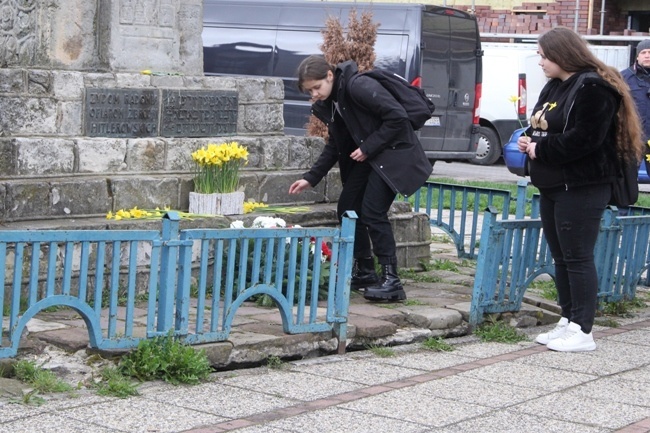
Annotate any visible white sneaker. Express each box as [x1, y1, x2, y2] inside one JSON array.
[[547, 322, 596, 352], [535, 317, 569, 345]]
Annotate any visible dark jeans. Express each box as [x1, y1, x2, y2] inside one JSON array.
[[539, 183, 611, 334], [337, 161, 397, 265]]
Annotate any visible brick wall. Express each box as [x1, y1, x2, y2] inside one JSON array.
[[454, 0, 644, 37]]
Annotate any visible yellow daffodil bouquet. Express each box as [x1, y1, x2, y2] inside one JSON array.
[[191, 141, 249, 194]]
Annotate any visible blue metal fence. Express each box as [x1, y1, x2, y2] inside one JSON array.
[[409, 179, 649, 327], [3, 179, 649, 357], [468, 205, 650, 327], [408, 180, 532, 258], [0, 212, 357, 358]]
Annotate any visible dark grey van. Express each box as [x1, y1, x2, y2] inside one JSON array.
[[203, 0, 482, 164]]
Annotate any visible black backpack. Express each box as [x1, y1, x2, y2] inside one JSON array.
[[350, 69, 435, 130]]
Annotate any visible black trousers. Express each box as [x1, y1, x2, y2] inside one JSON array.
[[539, 183, 611, 334], [337, 161, 397, 265]]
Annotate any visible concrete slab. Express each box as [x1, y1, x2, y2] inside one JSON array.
[[396, 306, 463, 329], [261, 406, 430, 433], [153, 381, 297, 418], [512, 391, 650, 429], [34, 327, 90, 352], [339, 386, 493, 428], [58, 398, 227, 433], [458, 361, 597, 391], [24, 317, 70, 333], [443, 409, 607, 433], [346, 315, 398, 338], [220, 370, 364, 401], [289, 357, 428, 386]]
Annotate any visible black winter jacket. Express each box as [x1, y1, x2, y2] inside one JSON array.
[[622, 64, 650, 141], [303, 61, 432, 196], [527, 70, 619, 189]]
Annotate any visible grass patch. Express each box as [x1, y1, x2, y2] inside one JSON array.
[[529, 280, 557, 301], [403, 299, 427, 306], [430, 259, 458, 272], [94, 366, 140, 398], [474, 320, 529, 344], [398, 269, 442, 284], [599, 298, 646, 317], [459, 259, 475, 268], [422, 337, 454, 352], [13, 360, 73, 394], [265, 356, 285, 369], [431, 234, 453, 244], [118, 333, 212, 385], [366, 344, 395, 357]]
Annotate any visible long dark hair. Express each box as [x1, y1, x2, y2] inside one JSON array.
[[538, 27, 644, 162], [297, 55, 335, 93]]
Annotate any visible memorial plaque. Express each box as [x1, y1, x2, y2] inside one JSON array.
[[84, 89, 159, 137], [161, 90, 238, 137]]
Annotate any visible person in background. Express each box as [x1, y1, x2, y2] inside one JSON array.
[[518, 27, 644, 352], [622, 39, 650, 175], [288, 55, 432, 302]]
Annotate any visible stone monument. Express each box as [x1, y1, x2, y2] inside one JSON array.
[[0, 0, 324, 221], [0, 0, 429, 267]]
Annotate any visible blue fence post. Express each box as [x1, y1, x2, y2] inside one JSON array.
[[333, 211, 357, 354], [515, 179, 529, 219], [469, 206, 499, 328], [158, 212, 181, 334]]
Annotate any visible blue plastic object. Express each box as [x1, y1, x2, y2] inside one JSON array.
[[502, 127, 650, 183]]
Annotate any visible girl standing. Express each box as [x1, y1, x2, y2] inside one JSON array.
[[518, 28, 644, 351]]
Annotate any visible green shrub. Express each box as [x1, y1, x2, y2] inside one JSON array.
[[118, 333, 212, 385]]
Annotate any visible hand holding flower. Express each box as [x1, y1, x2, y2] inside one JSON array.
[[517, 135, 537, 159]]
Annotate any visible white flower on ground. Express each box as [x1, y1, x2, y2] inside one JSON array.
[[230, 220, 245, 229], [251, 216, 287, 228]]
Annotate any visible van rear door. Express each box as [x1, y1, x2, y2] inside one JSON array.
[[419, 7, 479, 161]]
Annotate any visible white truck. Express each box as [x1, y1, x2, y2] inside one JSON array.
[[472, 42, 631, 166]]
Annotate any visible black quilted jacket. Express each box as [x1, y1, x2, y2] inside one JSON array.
[[304, 61, 432, 196]]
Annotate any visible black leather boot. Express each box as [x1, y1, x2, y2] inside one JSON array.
[[363, 264, 406, 301], [351, 257, 379, 291]]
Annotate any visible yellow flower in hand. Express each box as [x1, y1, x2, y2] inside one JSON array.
[[509, 95, 527, 136]]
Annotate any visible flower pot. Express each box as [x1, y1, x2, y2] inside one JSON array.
[[189, 191, 245, 216]]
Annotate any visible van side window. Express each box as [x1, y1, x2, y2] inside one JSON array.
[[373, 35, 408, 77], [275, 30, 324, 101], [203, 28, 277, 76]]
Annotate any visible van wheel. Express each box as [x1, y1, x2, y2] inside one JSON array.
[[469, 126, 501, 166]]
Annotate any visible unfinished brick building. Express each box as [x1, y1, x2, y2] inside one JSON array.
[[452, 0, 649, 37]]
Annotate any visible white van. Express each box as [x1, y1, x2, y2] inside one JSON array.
[[473, 42, 631, 166], [472, 43, 546, 165]]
